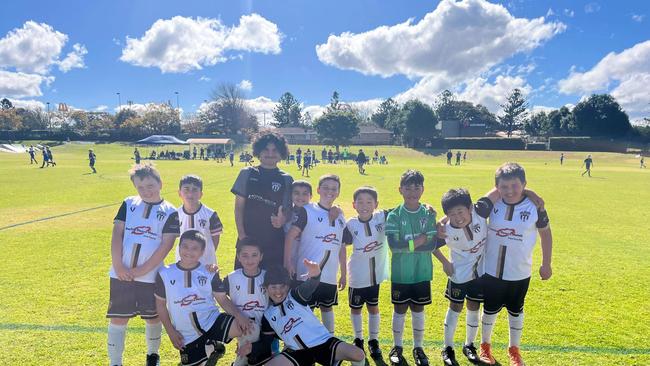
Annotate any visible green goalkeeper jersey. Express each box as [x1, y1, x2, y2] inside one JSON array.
[[385, 203, 437, 284]]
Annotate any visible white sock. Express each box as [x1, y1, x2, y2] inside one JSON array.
[[145, 322, 162, 355], [107, 323, 127, 365], [465, 310, 480, 346], [368, 313, 380, 341], [322, 310, 335, 335], [508, 312, 524, 347], [412, 311, 425, 348], [351, 312, 363, 339], [444, 309, 460, 348], [481, 312, 498, 344], [392, 311, 406, 347]]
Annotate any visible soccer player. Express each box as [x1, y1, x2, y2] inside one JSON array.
[[232, 131, 293, 269], [245, 263, 365, 366], [479, 163, 552, 366], [302, 150, 312, 177], [296, 147, 302, 170], [455, 151, 462, 166], [385, 170, 437, 366], [89, 149, 97, 173], [560, 153, 564, 166], [640, 156, 646, 169], [284, 174, 346, 335], [446, 151, 453, 165], [213, 239, 268, 366], [581, 154, 593, 177], [106, 163, 180, 366], [46, 146, 56, 166], [229, 151, 235, 166], [40, 146, 49, 168], [343, 186, 389, 360], [433, 188, 497, 366], [155, 230, 245, 366], [134, 148, 141, 164], [28, 145, 38, 164], [175, 175, 223, 266], [356, 149, 367, 174]]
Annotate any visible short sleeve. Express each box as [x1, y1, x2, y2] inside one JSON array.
[[342, 227, 353, 245], [114, 201, 127, 222], [209, 212, 223, 235], [261, 316, 275, 335], [536, 209, 550, 229], [212, 273, 229, 293], [435, 237, 447, 249], [385, 209, 399, 234], [154, 273, 166, 298], [162, 211, 180, 234], [291, 206, 308, 231], [281, 174, 294, 214], [474, 197, 494, 219], [231, 168, 250, 197]]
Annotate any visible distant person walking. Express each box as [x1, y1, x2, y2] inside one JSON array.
[[200, 147, 205, 160], [40, 147, 49, 168], [446, 150, 453, 165], [455, 151, 462, 165], [356, 149, 367, 174], [641, 156, 646, 169], [28, 145, 38, 164], [560, 153, 564, 165], [581, 154, 593, 177], [46, 147, 56, 167], [463, 151, 467, 162], [134, 148, 141, 164], [229, 151, 235, 166], [88, 149, 97, 173]]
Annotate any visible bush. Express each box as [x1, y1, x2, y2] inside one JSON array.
[[548, 137, 627, 152], [526, 142, 547, 151]]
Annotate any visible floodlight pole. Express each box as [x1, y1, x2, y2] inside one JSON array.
[[46, 102, 51, 130], [117, 92, 121, 110]]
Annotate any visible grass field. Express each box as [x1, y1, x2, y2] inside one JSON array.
[[0, 142, 648, 365]]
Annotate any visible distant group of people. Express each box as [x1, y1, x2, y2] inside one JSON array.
[[446, 150, 467, 166], [26, 145, 57, 168], [290, 147, 388, 177]]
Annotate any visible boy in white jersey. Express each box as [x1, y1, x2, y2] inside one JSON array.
[[433, 188, 496, 366], [244, 263, 365, 366], [175, 175, 223, 265], [106, 164, 180, 366], [155, 230, 245, 366], [284, 174, 347, 335], [283, 181, 313, 280], [213, 239, 268, 366], [479, 163, 552, 366], [342, 186, 388, 360]]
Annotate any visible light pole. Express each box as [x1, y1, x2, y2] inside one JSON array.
[[174, 91, 179, 111], [116, 92, 121, 111], [46, 102, 51, 130]]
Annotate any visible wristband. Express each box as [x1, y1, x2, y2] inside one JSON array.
[[408, 239, 415, 252]]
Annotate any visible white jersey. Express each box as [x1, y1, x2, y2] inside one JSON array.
[[219, 269, 267, 324], [344, 211, 389, 288], [175, 204, 223, 265], [484, 197, 549, 281], [109, 196, 179, 283], [263, 292, 331, 350], [293, 203, 346, 285], [442, 208, 489, 284], [155, 263, 225, 344]]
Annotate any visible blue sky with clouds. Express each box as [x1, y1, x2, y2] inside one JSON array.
[[1, 0, 649, 123]]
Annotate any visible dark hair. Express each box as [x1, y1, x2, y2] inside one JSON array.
[[236, 237, 263, 254], [252, 131, 289, 159], [353, 186, 378, 201], [292, 180, 312, 195], [441, 188, 472, 214], [129, 163, 161, 183], [179, 230, 206, 250], [263, 266, 291, 287], [179, 174, 203, 190], [400, 169, 424, 187], [495, 162, 526, 185], [318, 174, 341, 189]]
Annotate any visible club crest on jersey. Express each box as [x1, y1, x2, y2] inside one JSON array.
[[271, 182, 281, 192], [199, 219, 207, 228], [453, 236, 459, 241], [156, 210, 167, 221], [286, 300, 294, 310], [472, 223, 481, 233], [197, 275, 208, 286], [375, 223, 384, 232], [452, 288, 461, 298], [520, 210, 531, 221], [419, 217, 428, 230]]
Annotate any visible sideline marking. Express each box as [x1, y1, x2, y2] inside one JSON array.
[[0, 203, 118, 231]]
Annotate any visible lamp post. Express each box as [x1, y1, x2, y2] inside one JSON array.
[[46, 102, 51, 130], [117, 92, 121, 111], [174, 91, 179, 111]]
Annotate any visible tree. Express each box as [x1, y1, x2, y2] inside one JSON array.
[[114, 108, 138, 128], [398, 100, 437, 147], [1, 98, 13, 110], [545, 106, 576, 136], [327, 91, 341, 112], [572, 94, 632, 137], [17, 108, 48, 131], [200, 83, 258, 137], [524, 112, 548, 136], [499, 88, 528, 137], [313, 109, 361, 152], [141, 103, 181, 135], [434, 90, 456, 121], [0, 108, 22, 130], [301, 111, 313, 126], [370, 98, 400, 128], [272, 92, 302, 127]]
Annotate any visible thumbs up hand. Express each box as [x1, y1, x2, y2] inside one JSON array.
[[271, 205, 285, 228]]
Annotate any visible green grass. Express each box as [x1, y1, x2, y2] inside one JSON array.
[[0, 142, 648, 365]]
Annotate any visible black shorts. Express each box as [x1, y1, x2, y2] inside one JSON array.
[[281, 337, 344, 366], [391, 281, 431, 305], [348, 285, 380, 309], [106, 278, 157, 319], [445, 278, 484, 304], [180, 313, 235, 365], [481, 274, 530, 316], [308, 282, 338, 308]]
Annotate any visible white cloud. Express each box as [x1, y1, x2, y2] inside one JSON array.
[[632, 14, 645, 23], [584, 2, 601, 14], [564, 9, 575, 17], [546, 8, 555, 17], [58, 43, 87, 72], [95, 105, 108, 112], [457, 75, 531, 114], [0, 70, 53, 98], [558, 40, 650, 119], [315, 0, 564, 80], [120, 14, 282, 73], [238, 79, 253, 91], [198, 75, 211, 82], [245, 96, 277, 125], [9, 98, 45, 110]]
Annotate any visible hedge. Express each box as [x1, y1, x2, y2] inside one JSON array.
[[526, 142, 547, 151], [436, 137, 526, 150], [548, 137, 628, 152]]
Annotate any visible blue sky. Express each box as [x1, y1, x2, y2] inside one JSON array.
[[1, 0, 649, 123]]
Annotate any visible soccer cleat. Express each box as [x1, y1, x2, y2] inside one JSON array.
[[441, 346, 459, 366], [462, 343, 480, 364], [354, 338, 365, 351], [413, 347, 429, 366], [368, 339, 382, 360], [145, 353, 160, 366], [479, 343, 496, 365], [508, 346, 525, 366], [389, 346, 405, 366]]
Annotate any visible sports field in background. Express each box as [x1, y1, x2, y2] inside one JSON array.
[[0, 142, 648, 365]]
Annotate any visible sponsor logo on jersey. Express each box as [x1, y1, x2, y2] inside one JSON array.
[[271, 182, 281, 192], [361, 241, 382, 253], [318, 217, 323, 222], [241, 300, 266, 311], [281, 317, 303, 334], [491, 228, 523, 241], [236, 285, 241, 290], [462, 238, 486, 254], [130, 206, 136, 212], [493, 208, 499, 214], [130, 226, 152, 235], [197, 275, 208, 286], [316, 233, 338, 243], [176, 294, 206, 307], [170, 280, 176, 285]]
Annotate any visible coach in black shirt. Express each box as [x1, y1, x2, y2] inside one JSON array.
[[231, 131, 293, 269]]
